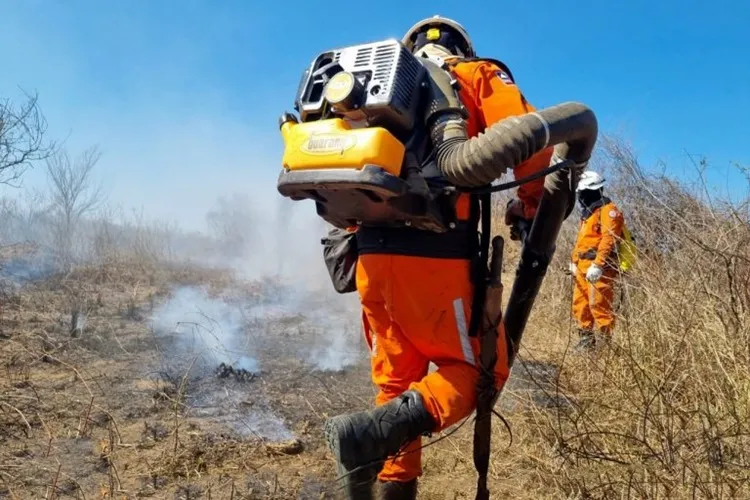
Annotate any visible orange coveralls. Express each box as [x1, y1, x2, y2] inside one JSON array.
[[356, 58, 554, 482], [571, 201, 624, 335]]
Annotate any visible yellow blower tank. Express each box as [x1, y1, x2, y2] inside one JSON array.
[[280, 117, 405, 175], [276, 38, 451, 232]]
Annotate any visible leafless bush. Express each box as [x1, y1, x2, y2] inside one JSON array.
[[0, 190, 51, 245], [125, 208, 176, 264], [90, 205, 124, 266], [205, 192, 258, 261], [45, 146, 105, 270], [0, 90, 55, 185]]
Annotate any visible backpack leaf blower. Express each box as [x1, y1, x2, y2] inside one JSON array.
[[277, 36, 598, 500]]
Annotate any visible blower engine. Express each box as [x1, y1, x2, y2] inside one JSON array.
[[277, 38, 456, 232]]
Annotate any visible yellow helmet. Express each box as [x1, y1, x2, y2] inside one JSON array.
[[402, 15, 475, 57]]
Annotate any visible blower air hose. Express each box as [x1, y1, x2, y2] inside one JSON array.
[[435, 103, 599, 364], [420, 57, 598, 188], [431, 102, 598, 188], [422, 58, 599, 364]]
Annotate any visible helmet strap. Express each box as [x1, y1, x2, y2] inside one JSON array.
[[414, 43, 463, 62]]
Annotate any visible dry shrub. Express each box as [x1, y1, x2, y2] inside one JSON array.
[[506, 137, 750, 498]]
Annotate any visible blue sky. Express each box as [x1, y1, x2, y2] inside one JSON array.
[[1, 0, 748, 230]]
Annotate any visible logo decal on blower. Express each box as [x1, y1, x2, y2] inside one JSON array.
[[301, 133, 357, 155]]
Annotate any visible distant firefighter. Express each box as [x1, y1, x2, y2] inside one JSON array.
[[569, 171, 631, 349]]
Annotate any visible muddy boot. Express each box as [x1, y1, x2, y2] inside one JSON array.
[[325, 390, 435, 500], [378, 479, 418, 499], [574, 329, 595, 351]]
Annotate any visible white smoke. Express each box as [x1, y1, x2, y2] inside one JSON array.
[[150, 285, 258, 374], [193, 193, 365, 373], [309, 326, 361, 372], [148, 281, 362, 442], [151, 280, 364, 375], [304, 292, 363, 372]]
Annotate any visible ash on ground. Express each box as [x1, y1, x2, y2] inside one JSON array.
[[186, 380, 295, 442], [215, 362, 257, 383]]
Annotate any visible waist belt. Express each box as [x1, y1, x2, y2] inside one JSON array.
[[578, 248, 597, 260], [356, 223, 477, 260]]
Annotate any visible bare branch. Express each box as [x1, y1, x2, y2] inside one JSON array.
[[0, 89, 55, 185]]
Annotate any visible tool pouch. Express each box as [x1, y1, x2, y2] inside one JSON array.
[[321, 227, 358, 294]]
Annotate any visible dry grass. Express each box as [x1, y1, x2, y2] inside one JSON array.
[[425, 137, 750, 499], [0, 257, 370, 498], [0, 137, 748, 499]]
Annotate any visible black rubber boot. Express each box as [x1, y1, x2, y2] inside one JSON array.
[[325, 390, 435, 500], [378, 479, 418, 499]]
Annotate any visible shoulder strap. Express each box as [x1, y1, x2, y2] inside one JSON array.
[[446, 56, 529, 110], [446, 56, 516, 83]]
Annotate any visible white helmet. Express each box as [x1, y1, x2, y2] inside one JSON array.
[[576, 170, 606, 192], [402, 16, 475, 58]]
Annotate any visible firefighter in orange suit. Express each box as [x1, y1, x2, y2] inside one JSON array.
[[569, 171, 624, 349], [324, 16, 555, 499]]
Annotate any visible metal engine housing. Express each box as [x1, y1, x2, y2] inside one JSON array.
[[278, 38, 452, 233], [294, 39, 426, 138]]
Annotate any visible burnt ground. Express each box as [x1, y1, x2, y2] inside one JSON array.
[[0, 254, 563, 499]]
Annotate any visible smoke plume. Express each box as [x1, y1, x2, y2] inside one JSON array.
[[150, 285, 258, 376]]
